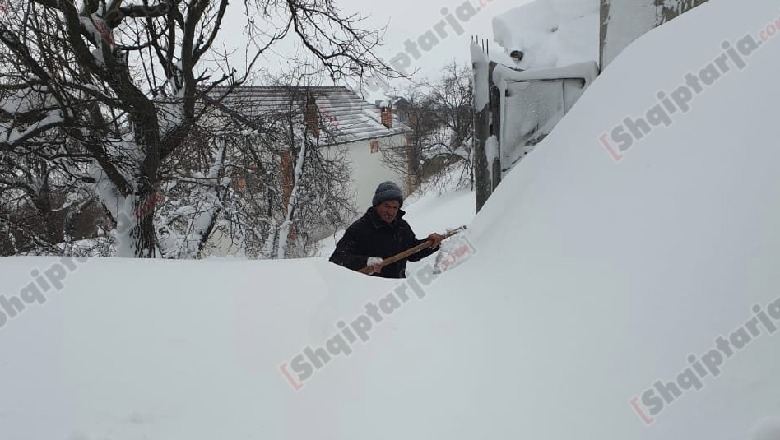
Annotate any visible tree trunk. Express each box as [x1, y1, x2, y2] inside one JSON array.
[[134, 191, 158, 257], [114, 182, 158, 258], [111, 129, 162, 258], [277, 140, 307, 259], [32, 169, 63, 246]]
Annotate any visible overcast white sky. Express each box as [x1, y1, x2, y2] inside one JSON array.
[[219, 0, 527, 92], [334, 0, 523, 77]]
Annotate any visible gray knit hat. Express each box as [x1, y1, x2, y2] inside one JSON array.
[[372, 181, 403, 207]]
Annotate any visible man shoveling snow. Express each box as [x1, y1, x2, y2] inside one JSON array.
[[329, 181, 445, 278]]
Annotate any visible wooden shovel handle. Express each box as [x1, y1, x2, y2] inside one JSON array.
[[358, 225, 466, 275]]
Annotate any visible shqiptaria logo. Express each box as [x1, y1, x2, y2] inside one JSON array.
[[629, 296, 780, 426], [278, 235, 475, 391]]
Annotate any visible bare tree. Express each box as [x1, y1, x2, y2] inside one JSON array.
[[254, 72, 356, 259], [379, 83, 438, 190], [0, 112, 102, 256], [381, 61, 474, 192], [425, 61, 474, 190], [0, 0, 389, 257], [150, 68, 355, 259]]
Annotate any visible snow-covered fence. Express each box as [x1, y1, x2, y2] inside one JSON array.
[[471, 40, 597, 211]]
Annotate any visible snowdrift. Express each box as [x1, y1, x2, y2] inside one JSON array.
[[3, 0, 780, 439]]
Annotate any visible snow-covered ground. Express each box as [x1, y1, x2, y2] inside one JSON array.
[[3, 0, 780, 439]]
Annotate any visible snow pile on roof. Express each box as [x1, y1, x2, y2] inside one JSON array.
[[492, 0, 600, 69]]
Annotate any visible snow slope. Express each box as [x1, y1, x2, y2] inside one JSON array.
[[3, 0, 780, 439]]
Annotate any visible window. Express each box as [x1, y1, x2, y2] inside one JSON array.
[[370, 140, 380, 153]]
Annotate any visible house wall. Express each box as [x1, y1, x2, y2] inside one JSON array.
[[324, 133, 409, 213]]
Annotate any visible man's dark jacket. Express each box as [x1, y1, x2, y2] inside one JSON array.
[[329, 207, 436, 278]]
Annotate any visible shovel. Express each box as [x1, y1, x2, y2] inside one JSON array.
[[358, 225, 467, 275]]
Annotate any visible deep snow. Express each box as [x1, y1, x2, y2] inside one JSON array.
[[3, 0, 780, 439]]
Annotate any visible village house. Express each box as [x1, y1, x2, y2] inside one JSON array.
[[213, 85, 413, 212], [190, 85, 415, 258]]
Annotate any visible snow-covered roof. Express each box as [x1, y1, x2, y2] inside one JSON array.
[[209, 86, 409, 145], [492, 61, 599, 85]]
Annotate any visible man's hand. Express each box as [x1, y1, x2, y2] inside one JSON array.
[[427, 233, 445, 249], [366, 257, 383, 275]]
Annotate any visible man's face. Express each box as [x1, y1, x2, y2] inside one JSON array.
[[375, 200, 400, 223]]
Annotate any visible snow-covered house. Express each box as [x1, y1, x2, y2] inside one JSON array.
[[186, 86, 414, 258], [213, 86, 412, 212]]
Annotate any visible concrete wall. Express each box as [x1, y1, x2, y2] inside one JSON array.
[[600, 0, 710, 69], [600, 0, 660, 69]]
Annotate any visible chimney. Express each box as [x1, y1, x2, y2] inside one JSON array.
[[380, 102, 393, 129], [304, 95, 320, 138]]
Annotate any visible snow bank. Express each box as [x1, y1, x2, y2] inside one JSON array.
[[3, 1, 780, 439]]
